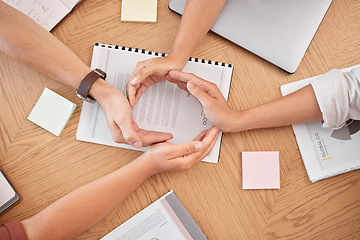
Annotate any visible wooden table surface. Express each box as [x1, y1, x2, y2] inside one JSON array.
[[1, 1, 359, 239]]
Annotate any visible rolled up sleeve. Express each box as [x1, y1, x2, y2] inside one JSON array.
[[0, 220, 28, 240], [310, 67, 360, 129]]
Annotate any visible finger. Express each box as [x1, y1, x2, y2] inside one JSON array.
[[134, 84, 148, 105], [187, 127, 219, 159], [193, 129, 208, 141], [176, 127, 218, 160], [187, 81, 213, 107], [169, 70, 223, 99], [138, 129, 173, 146], [173, 81, 188, 92], [126, 83, 140, 108], [166, 75, 187, 92], [107, 120, 126, 143], [129, 60, 152, 85], [131, 61, 159, 86], [197, 127, 219, 152], [168, 70, 196, 84], [197, 129, 220, 160], [166, 140, 204, 159], [117, 116, 142, 148], [171, 127, 220, 170]]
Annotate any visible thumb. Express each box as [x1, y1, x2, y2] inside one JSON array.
[[170, 141, 203, 158], [119, 120, 142, 149], [187, 81, 213, 105]]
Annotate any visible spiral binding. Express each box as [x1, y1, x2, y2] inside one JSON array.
[[95, 43, 232, 68]]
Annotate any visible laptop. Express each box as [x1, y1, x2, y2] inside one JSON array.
[[169, 0, 332, 73]]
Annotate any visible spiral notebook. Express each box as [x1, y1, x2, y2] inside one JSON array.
[[76, 43, 233, 163], [280, 65, 360, 182]]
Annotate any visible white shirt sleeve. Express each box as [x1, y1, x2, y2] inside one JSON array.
[[310, 67, 360, 130]]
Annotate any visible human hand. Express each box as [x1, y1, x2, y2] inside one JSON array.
[[90, 80, 173, 148], [126, 55, 187, 108], [167, 70, 238, 132], [139, 127, 220, 175]]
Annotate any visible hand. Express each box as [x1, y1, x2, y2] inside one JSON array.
[[126, 55, 187, 108], [139, 127, 220, 175], [167, 70, 239, 132], [90, 80, 173, 148]]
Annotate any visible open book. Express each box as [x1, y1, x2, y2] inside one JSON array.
[[76, 43, 233, 163], [4, 0, 83, 31], [0, 169, 20, 214], [101, 190, 207, 240], [280, 65, 360, 182]]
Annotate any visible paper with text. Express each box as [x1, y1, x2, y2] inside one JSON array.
[[280, 65, 360, 182], [4, 0, 81, 31], [101, 191, 207, 240], [76, 44, 233, 163]]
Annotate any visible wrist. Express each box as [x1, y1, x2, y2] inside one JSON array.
[[74, 67, 92, 89], [167, 52, 189, 70], [88, 79, 115, 105], [231, 109, 255, 132], [133, 154, 159, 177]]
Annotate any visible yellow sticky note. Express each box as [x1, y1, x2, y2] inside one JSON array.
[[121, 0, 157, 22], [28, 88, 76, 136]]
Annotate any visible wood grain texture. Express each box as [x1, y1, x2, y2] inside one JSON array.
[[0, 0, 359, 239]]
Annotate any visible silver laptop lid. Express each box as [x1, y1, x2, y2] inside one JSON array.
[[169, 0, 332, 73]]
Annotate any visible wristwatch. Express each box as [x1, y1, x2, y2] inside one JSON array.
[[76, 68, 107, 103]]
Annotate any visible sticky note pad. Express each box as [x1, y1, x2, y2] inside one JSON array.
[[242, 151, 280, 189], [121, 0, 157, 22], [28, 88, 76, 136]]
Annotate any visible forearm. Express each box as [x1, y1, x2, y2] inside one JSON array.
[[22, 155, 154, 240], [169, 0, 226, 65], [0, 2, 89, 89], [232, 85, 323, 131]]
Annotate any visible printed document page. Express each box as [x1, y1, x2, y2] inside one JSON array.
[[101, 191, 207, 240], [307, 121, 360, 170], [280, 65, 360, 182], [76, 44, 233, 163], [4, 0, 80, 31]]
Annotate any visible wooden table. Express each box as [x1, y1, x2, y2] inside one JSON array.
[[1, 1, 359, 239]]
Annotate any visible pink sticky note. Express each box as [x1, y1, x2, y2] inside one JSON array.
[[242, 151, 280, 189]]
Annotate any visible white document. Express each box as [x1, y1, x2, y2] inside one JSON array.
[[76, 43, 233, 163], [4, 0, 82, 31], [280, 65, 360, 182], [101, 190, 207, 240]]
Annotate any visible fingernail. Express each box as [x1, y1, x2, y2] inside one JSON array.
[[195, 142, 202, 151], [131, 77, 138, 85], [133, 141, 142, 149], [187, 81, 193, 90]]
